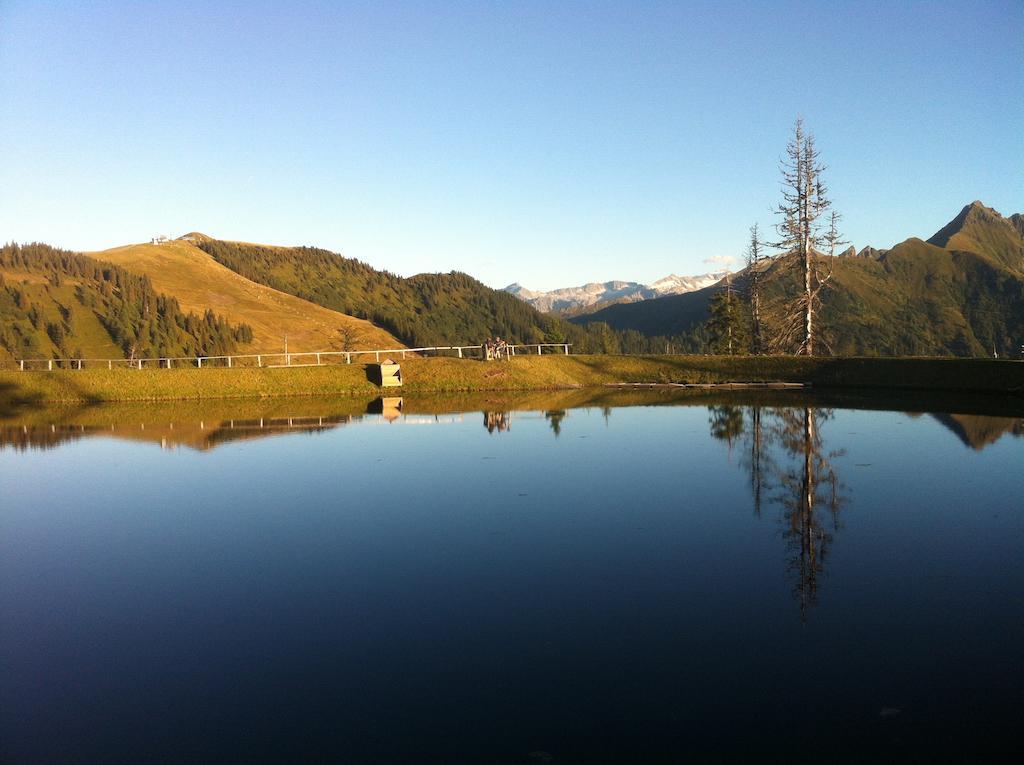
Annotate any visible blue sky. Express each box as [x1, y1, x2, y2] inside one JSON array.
[[2, 0, 1021, 290]]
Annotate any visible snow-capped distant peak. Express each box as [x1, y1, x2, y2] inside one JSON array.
[[503, 269, 730, 315], [649, 270, 729, 294]]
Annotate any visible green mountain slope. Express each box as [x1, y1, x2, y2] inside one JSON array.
[[927, 201, 1024, 273], [0, 243, 253, 364], [572, 202, 1024, 357], [194, 239, 588, 348]]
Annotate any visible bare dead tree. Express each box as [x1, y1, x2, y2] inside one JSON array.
[[771, 118, 842, 356], [823, 210, 847, 259]]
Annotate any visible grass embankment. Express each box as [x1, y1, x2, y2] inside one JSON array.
[[0, 355, 1021, 406]]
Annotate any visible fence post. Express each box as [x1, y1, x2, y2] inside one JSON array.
[[375, 351, 380, 362], [108, 360, 112, 370], [257, 355, 262, 367], [346, 352, 351, 364], [564, 344, 569, 355], [457, 347, 463, 358], [198, 357, 203, 368], [19, 359, 24, 371], [48, 359, 53, 371], [227, 356, 232, 368], [316, 353, 321, 365], [537, 345, 542, 355]]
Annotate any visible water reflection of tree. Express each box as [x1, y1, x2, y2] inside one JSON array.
[[743, 406, 773, 518], [708, 405, 744, 455], [772, 407, 845, 620], [709, 404, 846, 620], [545, 409, 567, 437]]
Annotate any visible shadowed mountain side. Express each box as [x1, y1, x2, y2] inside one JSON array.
[[95, 239, 403, 352], [568, 287, 715, 336]]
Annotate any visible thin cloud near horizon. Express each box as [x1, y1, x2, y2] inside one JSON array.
[[702, 255, 736, 267]]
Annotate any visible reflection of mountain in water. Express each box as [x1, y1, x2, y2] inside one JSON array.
[[929, 414, 1024, 450], [3, 390, 1021, 456], [0, 415, 365, 453]]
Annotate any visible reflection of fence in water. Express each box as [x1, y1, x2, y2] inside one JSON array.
[[204, 415, 361, 447]]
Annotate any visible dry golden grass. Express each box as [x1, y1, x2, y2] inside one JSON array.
[[93, 240, 403, 353]]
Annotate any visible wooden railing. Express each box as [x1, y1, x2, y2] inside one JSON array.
[[14, 343, 572, 371]]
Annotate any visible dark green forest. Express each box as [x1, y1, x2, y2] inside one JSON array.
[[0, 243, 253, 360]]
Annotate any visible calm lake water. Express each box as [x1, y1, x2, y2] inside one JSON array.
[[1, 391, 1021, 763]]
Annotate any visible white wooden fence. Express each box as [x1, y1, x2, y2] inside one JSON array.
[[14, 343, 572, 371]]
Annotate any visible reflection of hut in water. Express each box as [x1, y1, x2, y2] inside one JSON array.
[[367, 397, 403, 422], [483, 411, 510, 433]]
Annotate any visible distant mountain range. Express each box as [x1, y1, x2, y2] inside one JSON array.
[[504, 271, 730, 315], [569, 201, 1024, 357]]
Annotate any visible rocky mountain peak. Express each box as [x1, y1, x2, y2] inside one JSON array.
[[928, 200, 1007, 247]]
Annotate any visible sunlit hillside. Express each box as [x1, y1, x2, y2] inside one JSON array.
[[0, 243, 251, 364], [95, 237, 403, 352]]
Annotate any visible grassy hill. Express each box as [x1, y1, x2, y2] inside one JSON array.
[[0, 243, 253, 365], [571, 202, 1024, 357], [94, 238, 403, 352]]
